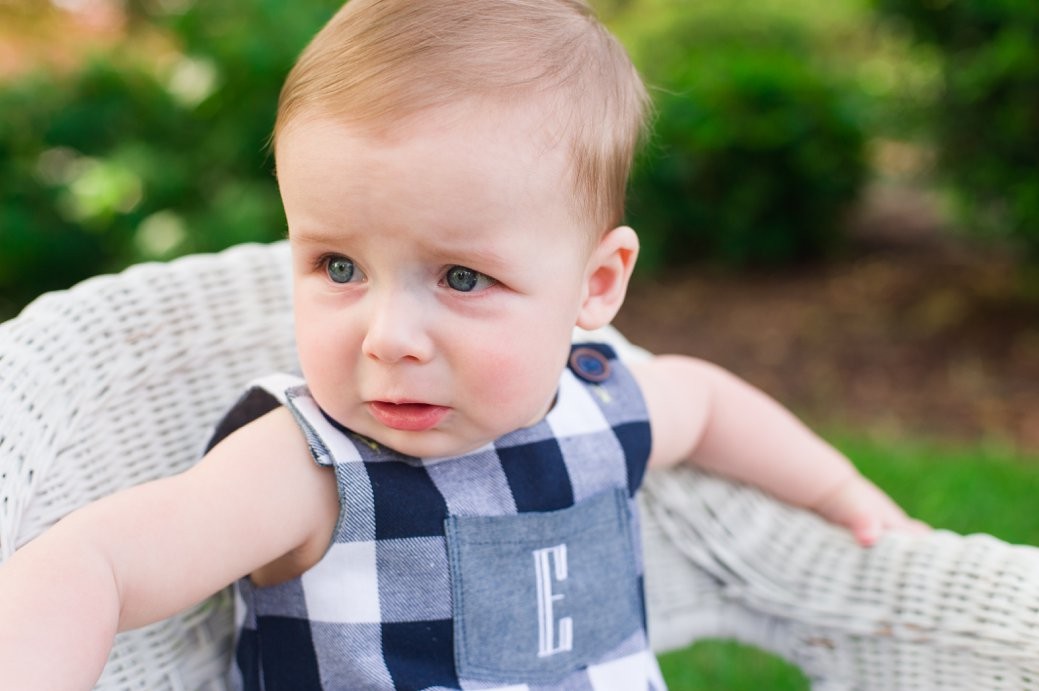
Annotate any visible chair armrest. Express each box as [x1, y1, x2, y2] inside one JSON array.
[[640, 466, 1039, 689]]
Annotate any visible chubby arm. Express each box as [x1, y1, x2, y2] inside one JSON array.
[[633, 355, 925, 546], [0, 407, 338, 690]]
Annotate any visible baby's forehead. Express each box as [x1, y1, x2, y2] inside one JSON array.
[[280, 79, 614, 237], [279, 98, 580, 192], [284, 91, 570, 150], [277, 104, 598, 237]]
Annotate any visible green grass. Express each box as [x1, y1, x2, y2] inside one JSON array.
[[657, 432, 1038, 690], [836, 432, 1039, 545], [659, 640, 809, 690]]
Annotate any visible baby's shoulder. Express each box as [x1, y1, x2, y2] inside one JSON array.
[[628, 355, 714, 469], [202, 401, 311, 472], [199, 373, 326, 488], [204, 373, 305, 456]]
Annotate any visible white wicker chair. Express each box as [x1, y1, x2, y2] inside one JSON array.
[[1, 241, 1037, 690]]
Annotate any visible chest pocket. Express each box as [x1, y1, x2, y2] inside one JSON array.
[[444, 488, 643, 685]]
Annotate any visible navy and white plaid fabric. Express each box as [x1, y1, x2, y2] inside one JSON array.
[[215, 343, 666, 690]]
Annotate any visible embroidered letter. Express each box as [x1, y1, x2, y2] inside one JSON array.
[[533, 543, 573, 657]]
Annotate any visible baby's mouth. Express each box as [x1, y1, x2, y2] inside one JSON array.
[[367, 401, 449, 432]]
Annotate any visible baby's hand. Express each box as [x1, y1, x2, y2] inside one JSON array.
[[812, 474, 930, 547]]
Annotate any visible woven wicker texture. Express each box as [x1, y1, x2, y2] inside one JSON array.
[[2, 241, 1037, 690]]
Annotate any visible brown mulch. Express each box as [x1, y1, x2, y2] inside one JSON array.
[[613, 185, 1039, 454]]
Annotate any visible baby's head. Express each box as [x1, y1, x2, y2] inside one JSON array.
[[275, 0, 650, 458], [274, 0, 649, 236]]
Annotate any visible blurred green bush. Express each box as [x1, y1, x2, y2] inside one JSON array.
[[872, 0, 1039, 258], [619, 6, 869, 269], [0, 0, 339, 318]]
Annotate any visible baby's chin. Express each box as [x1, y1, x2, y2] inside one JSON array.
[[354, 421, 494, 461]]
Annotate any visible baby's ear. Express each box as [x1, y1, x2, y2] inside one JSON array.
[[576, 226, 639, 330]]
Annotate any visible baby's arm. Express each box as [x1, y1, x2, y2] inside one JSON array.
[[633, 355, 925, 546], [0, 407, 337, 690]]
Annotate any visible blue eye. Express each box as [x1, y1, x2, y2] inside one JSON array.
[[325, 255, 356, 284], [445, 265, 494, 292]]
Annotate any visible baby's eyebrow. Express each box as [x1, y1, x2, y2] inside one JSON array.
[[288, 227, 354, 246], [433, 242, 510, 270]]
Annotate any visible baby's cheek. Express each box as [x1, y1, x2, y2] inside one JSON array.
[[471, 345, 562, 420], [472, 348, 522, 399]]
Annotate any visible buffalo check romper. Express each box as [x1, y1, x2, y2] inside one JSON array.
[[208, 343, 666, 690]]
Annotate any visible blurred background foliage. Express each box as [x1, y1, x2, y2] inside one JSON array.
[[619, 3, 870, 268], [0, 0, 1035, 312], [0, 0, 340, 317], [872, 0, 1039, 258]]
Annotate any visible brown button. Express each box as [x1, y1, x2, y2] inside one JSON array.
[[569, 346, 611, 383]]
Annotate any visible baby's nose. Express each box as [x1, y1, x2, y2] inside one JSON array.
[[360, 290, 434, 363]]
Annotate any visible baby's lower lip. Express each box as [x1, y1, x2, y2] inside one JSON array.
[[367, 401, 449, 431]]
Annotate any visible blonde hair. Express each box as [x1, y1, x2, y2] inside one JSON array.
[[274, 0, 649, 232]]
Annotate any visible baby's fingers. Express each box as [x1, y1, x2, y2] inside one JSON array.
[[854, 514, 931, 547], [849, 515, 883, 547]]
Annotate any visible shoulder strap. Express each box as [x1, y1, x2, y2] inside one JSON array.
[[564, 343, 653, 494]]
